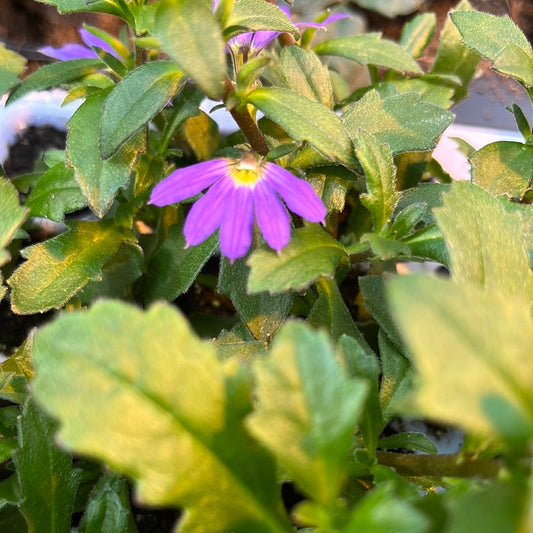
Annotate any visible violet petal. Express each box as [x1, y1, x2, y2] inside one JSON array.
[[219, 186, 254, 260], [79, 27, 120, 59], [264, 162, 326, 223], [148, 159, 229, 206], [40, 43, 97, 61]]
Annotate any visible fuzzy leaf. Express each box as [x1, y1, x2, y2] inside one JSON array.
[[248, 322, 368, 506], [154, 0, 226, 99], [32, 300, 292, 533], [388, 276, 533, 439], [342, 90, 453, 154], [25, 164, 86, 222], [356, 130, 398, 232], [247, 225, 348, 294], [0, 178, 28, 266], [100, 62, 184, 159], [0, 44, 26, 95], [400, 13, 436, 59], [35, 0, 122, 15], [434, 181, 533, 300], [492, 42, 533, 87], [247, 87, 355, 167], [470, 142, 533, 197], [8, 221, 134, 314], [67, 90, 145, 217], [14, 399, 82, 533], [314, 33, 422, 74]]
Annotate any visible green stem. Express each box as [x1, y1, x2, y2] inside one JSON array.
[[376, 451, 503, 479]]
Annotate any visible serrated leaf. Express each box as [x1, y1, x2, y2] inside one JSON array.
[[67, 90, 145, 217], [451, 11, 533, 62], [470, 141, 533, 197], [8, 220, 134, 314], [247, 87, 355, 167], [434, 181, 533, 300], [35, 0, 122, 15], [0, 44, 26, 95], [14, 399, 82, 533], [273, 46, 332, 108], [31, 300, 292, 533], [225, 0, 298, 36], [7, 59, 103, 104], [219, 256, 293, 342], [100, 62, 184, 159], [342, 90, 453, 154], [400, 13, 436, 59], [0, 178, 28, 266], [356, 130, 398, 232], [25, 164, 86, 222], [247, 225, 348, 294], [154, 0, 226, 99], [247, 322, 368, 506], [144, 221, 218, 304], [388, 275, 533, 438], [78, 474, 137, 533], [314, 33, 422, 74], [492, 41, 533, 87]]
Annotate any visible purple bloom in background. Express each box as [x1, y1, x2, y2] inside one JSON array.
[[149, 154, 327, 261], [40, 27, 120, 61]]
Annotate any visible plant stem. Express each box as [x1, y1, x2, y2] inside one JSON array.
[[376, 451, 503, 479]]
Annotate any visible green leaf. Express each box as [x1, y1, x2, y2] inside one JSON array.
[[388, 275, 533, 438], [25, 163, 87, 222], [378, 432, 438, 454], [0, 44, 26, 96], [354, 0, 421, 18], [35, 0, 122, 15], [144, 221, 218, 304], [470, 141, 533, 197], [430, 0, 479, 101], [451, 11, 533, 62], [67, 90, 145, 217], [314, 33, 422, 74], [219, 256, 293, 342], [0, 332, 34, 404], [0, 178, 28, 266], [492, 41, 533, 87], [78, 474, 137, 533], [247, 87, 355, 167], [182, 111, 221, 160], [14, 398, 82, 533], [342, 90, 453, 154], [225, 0, 298, 37], [364, 233, 411, 260], [272, 46, 333, 108], [8, 220, 134, 314], [434, 181, 533, 300], [247, 225, 348, 294], [400, 13, 436, 59], [7, 59, 103, 103], [247, 322, 368, 507], [100, 62, 184, 159], [77, 242, 144, 304], [31, 300, 292, 533], [154, 0, 226, 99], [389, 203, 426, 239], [402, 224, 448, 265], [356, 130, 398, 232]]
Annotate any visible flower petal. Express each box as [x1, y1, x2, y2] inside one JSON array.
[[253, 180, 290, 253], [184, 175, 233, 246], [40, 43, 97, 61], [250, 31, 281, 53], [148, 159, 229, 206], [219, 186, 254, 261], [79, 27, 120, 59], [263, 162, 327, 223]]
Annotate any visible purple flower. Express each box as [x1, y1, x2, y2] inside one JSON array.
[[40, 27, 121, 61], [148, 154, 327, 261]]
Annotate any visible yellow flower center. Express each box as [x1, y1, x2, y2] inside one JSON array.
[[229, 154, 264, 188]]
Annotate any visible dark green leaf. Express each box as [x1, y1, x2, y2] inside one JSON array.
[[100, 62, 184, 159], [32, 300, 293, 532], [219, 256, 293, 342], [15, 398, 82, 533], [0, 332, 34, 404], [247, 87, 355, 167], [389, 203, 426, 239], [154, 0, 226, 99], [314, 33, 422, 74], [25, 164, 86, 222], [8, 220, 134, 314], [247, 225, 349, 294], [67, 90, 145, 216], [378, 432, 438, 454], [402, 224, 448, 264]]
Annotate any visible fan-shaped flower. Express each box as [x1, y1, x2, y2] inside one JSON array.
[[40, 27, 121, 61], [148, 154, 327, 261]]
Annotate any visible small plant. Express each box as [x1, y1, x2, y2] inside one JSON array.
[[0, 0, 532, 531]]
